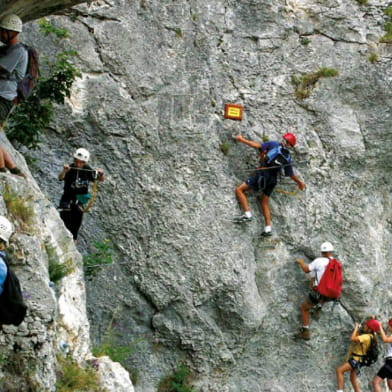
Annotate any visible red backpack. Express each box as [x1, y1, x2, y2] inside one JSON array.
[[316, 258, 343, 298]]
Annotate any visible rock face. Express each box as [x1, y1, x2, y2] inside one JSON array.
[[13, 0, 392, 391], [0, 0, 88, 22], [0, 2, 135, 391], [0, 134, 134, 391]]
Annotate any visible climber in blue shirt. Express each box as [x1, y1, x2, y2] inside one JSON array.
[[0, 252, 7, 295], [233, 132, 305, 236]]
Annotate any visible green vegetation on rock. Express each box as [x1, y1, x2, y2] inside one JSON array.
[[292, 67, 339, 99], [6, 19, 81, 149]]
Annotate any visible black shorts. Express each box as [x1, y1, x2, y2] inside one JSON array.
[[307, 289, 332, 305], [377, 360, 392, 379], [348, 358, 362, 375], [245, 170, 278, 196]]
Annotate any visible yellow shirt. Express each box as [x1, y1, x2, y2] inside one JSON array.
[[351, 334, 372, 362]]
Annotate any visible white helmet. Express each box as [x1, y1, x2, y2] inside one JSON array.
[[0, 216, 13, 243], [320, 241, 334, 252], [0, 14, 23, 33], [73, 148, 90, 162]]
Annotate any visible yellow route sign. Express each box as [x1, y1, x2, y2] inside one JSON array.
[[224, 103, 243, 120]]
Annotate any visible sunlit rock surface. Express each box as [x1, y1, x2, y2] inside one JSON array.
[[16, 0, 392, 390]]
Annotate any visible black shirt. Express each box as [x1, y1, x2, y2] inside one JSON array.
[[60, 163, 96, 203]]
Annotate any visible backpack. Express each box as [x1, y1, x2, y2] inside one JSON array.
[[16, 44, 40, 101], [316, 258, 343, 299], [0, 254, 27, 326], [264, 145, 292, 167], [356, 334, 379, 367]]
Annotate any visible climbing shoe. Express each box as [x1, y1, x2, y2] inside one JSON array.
[[295, 327, 310, 340], [233, 215, 253, 223], [261, 231, 273, 237]]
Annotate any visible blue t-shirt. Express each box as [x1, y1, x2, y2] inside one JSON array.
[[259, 140, 294, 177], [0, 251, 8, 295]]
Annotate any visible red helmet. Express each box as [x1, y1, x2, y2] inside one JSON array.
[[388, 318, 392, 327], [282, 133, 297, 147], [366, 319, 380, 332]]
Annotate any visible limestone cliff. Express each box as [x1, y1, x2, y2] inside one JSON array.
[[0, 0, 134, 391], [0, 131, 134, 390], [6, 0, 392, 391]]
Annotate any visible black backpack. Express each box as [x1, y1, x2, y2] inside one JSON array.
[[0, 254, 27, 326], [16, 43, 40, 101], [357, 334, 379, 367]]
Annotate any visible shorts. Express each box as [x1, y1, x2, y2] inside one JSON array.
[[245, 170, 278, 196], [376, 360, 392, 379], [307, 289, 331, 305], [348, 358, 362, 375]]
